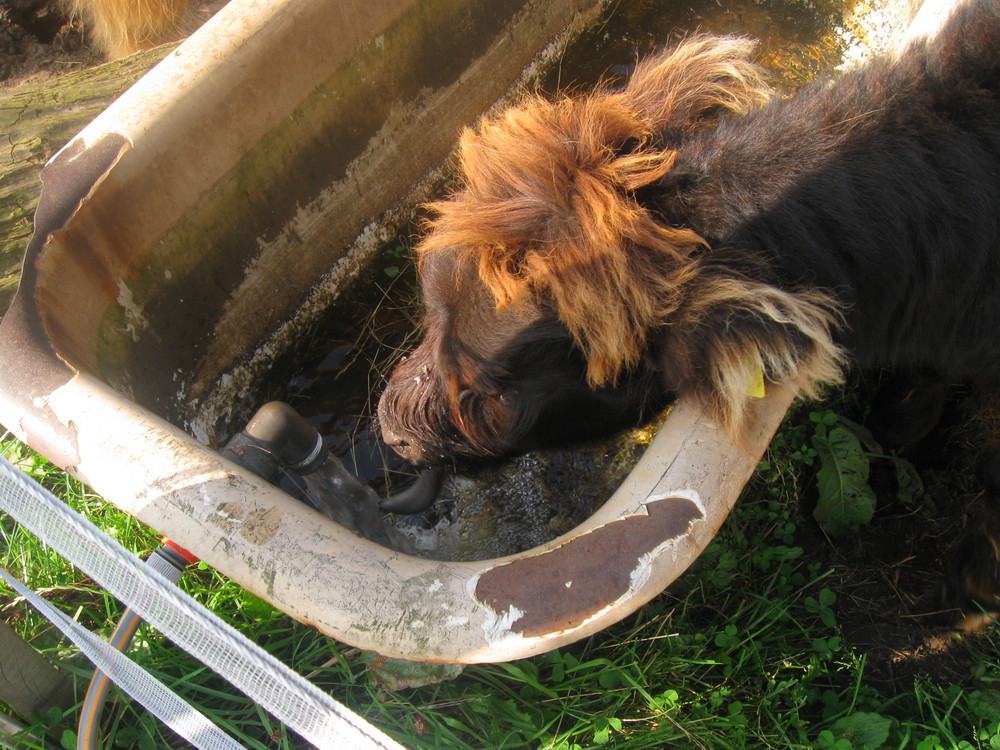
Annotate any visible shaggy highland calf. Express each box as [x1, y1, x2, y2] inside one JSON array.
[[378, 0, 1000, 625]]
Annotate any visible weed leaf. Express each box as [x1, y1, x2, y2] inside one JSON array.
[[812, 425, 876, 536], [831, 711, 892, 749], [968, 689, 1000, 721]]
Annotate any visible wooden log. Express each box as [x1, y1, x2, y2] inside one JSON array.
[[0, 45, 173, 316], [0, 620, 72, 719]]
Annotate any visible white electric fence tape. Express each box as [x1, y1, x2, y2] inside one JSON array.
[[0, 456, 405, 750], [0, 568, 247, 750]]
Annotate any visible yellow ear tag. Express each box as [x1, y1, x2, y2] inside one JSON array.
[[747, 362, 766, 399]]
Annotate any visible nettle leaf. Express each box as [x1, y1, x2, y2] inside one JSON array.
[[812, 425, 876, 536]]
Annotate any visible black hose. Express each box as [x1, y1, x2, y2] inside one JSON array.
[[243, 401, 326, 474], [221, 401, 327, 479]]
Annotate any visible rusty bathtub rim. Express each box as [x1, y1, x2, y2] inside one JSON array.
[[0, 297, 793, 662]]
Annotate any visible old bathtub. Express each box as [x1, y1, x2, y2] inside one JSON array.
[[0, 0, 937, 662]]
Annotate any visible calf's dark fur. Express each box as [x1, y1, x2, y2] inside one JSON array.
[[378, 0, 1000, 624]]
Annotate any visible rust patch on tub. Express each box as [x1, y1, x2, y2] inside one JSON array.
[[241, 506, 282, 545], [475, 496, 703, 638], [212, 501, 244, 529]]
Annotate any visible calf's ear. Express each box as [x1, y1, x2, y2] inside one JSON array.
[[656, 276, 846, 438]]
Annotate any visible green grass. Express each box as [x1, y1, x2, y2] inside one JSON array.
[[2, 409, 1000, 750]]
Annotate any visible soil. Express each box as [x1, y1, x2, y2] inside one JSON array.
[[0, 0, 102, 87], [0, 0, 224, 87], [794, 382, 997, 691]]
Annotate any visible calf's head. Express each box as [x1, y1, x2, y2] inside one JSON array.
[[378, 35, 844, 467], [377, 245, 661, 466]]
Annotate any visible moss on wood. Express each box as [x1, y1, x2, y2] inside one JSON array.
[[0, 44, 173, 316]]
